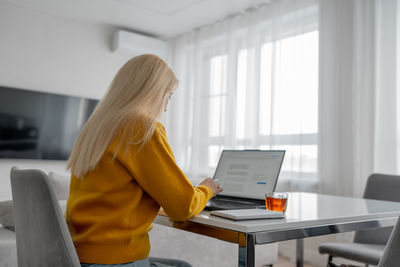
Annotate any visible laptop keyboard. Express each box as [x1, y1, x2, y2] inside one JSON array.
[[205, 198, 265, 211]]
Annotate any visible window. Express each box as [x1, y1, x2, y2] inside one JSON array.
[[172, 3, 320, 184], [202, 31, 319, 181]]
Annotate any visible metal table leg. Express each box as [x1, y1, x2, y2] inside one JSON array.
[[238, 233, 255, 267], [296, 238, 304, 267]]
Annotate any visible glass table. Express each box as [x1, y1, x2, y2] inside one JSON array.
[[155, 192, 400, 267]]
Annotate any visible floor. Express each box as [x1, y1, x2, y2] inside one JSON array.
[[274, 254, 317, 267]]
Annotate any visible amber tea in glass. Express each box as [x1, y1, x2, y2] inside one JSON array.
[[265, 192, 288, 213]]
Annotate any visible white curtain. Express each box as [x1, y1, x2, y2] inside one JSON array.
[[318, 0, 400, 197], [165, 0, 400, 197], [374, 0, 400, 175], [318, 0, 375, 197], [165, 0, 319, 187]]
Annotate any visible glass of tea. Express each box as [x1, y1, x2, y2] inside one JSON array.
[[265, 192, 288, 213]]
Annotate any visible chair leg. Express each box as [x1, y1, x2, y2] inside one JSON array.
[[327, 255, 333, 267]]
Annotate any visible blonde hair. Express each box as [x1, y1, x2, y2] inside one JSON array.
[[67, 54, 178, 178]]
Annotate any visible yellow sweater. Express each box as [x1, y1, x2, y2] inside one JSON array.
[[66, 122, 213, 264]]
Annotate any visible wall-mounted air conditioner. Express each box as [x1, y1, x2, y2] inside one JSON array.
[[112, 30, 167, 59]]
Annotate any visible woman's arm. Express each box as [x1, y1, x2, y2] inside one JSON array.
[[121, 124, 217, 221]]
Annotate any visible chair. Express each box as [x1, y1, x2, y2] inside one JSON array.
[[10, 167, 80, 267], [319, 173, 400, 266], [378, 216, 400, 267]]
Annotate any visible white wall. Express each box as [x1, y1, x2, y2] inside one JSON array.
[[0, 2, 133, 199], [0, 2, 132, 99]]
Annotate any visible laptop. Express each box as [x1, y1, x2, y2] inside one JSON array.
[[204, 150, 285, 211]]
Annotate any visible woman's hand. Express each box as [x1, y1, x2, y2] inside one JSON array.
[[199, 178, 223, 197]]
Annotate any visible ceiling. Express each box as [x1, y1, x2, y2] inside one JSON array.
[[4, 0, 272, 39]]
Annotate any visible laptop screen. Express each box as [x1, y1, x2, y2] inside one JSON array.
[[213, 150, 285, 200]]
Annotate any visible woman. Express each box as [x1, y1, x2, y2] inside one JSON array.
[[66, 54, 222, 267]]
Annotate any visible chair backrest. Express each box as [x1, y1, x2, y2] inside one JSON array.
[[378, 216, 400, 267], [354, 173, 400, 244], [10, 167, 80, 267]]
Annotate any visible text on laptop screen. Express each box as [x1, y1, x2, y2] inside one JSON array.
[[213, 150, 285, 200]]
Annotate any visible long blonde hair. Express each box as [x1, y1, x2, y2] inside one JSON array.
[[67, 54, 178, 178]]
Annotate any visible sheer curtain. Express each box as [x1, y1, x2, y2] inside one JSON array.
[[318, 0, 374, 197], [318, 0, 400, 197], [165, 0, 319, 187], [374, 0, 400, 175]]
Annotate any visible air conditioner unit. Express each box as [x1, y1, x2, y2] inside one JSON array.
[[112, 30, 167, 59]]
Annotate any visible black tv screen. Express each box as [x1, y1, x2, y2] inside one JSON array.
[[0, 86, 99, 160]]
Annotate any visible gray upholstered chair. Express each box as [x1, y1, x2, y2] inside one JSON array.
[[319, 173, 400, 267], [378, 216, 400, 267], [10, 167, 80, 267]]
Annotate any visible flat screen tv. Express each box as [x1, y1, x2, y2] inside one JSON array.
[[0, 86, 99, 160]]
